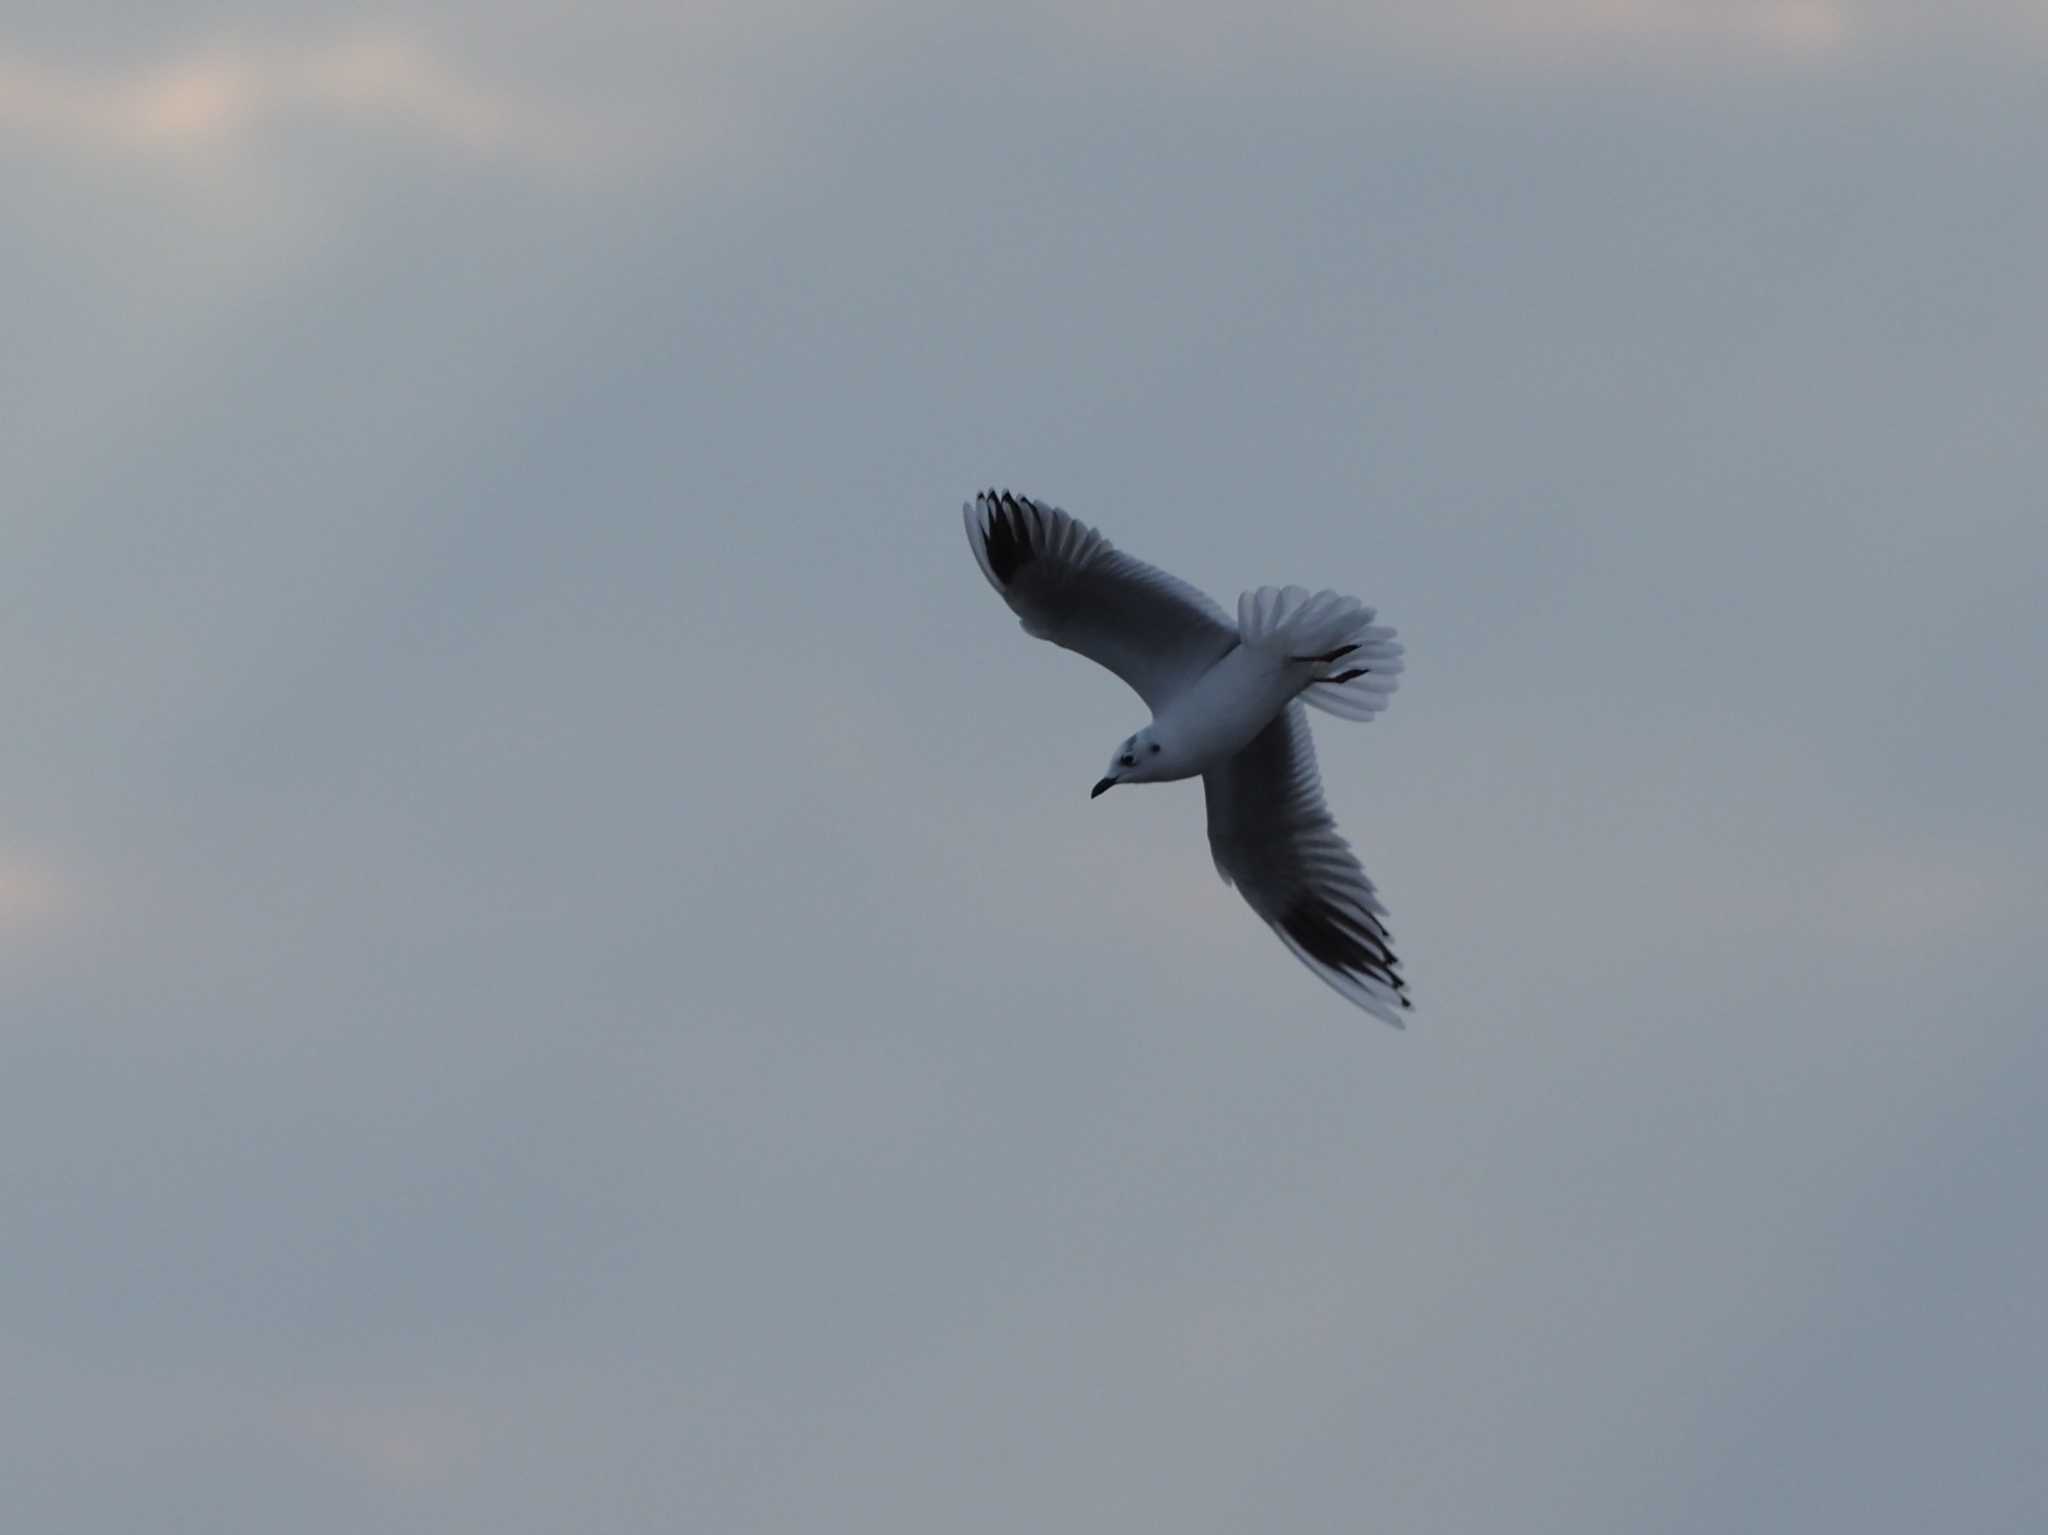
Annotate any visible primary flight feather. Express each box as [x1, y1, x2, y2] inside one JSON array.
[[963, 489, 1413, 1026]]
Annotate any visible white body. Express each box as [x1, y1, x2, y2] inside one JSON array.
[[1148, 644, 1308, 780]]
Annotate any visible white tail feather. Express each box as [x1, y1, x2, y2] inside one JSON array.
[[1237, 584, 1403, 723]]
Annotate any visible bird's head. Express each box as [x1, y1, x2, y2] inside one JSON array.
[[1091, 727, 1172, 797]]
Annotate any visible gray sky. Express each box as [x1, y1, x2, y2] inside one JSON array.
[[4, 4, 2044, 1530]]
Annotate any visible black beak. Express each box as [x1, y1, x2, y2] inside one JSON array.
[[1090, 776, 1117, 799]]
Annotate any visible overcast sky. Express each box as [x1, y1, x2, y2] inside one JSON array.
[[4, 3, 2045, 1530]]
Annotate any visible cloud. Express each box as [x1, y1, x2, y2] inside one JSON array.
[[1028, 0, 2048, 79], [284, 1387, 486, 1489], [1797, 844, 2022, 950], [0, 855, 74, 939], [0, 26, 606, 174], [1414, 0, 1855, 59]]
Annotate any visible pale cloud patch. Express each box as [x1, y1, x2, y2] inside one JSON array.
[[285, 1388, 486, 1489], [1797, 843, 2023, 951], [1043, 0, 1857, 75], [1421, 0, 1855, 60], [1045, 0, 2048, 75], [0, 854, 75, 938], [0, 25, 610, 175]]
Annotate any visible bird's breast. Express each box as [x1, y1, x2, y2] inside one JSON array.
[[1154, 645, 1301, 773]]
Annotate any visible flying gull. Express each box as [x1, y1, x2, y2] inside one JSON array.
[[963, 489, 1412, 1026]]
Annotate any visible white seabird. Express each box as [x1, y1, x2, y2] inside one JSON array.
[[964, 489, 1413, 1026]]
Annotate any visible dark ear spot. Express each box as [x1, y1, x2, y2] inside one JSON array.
[[1150, 742, 1162, 754]]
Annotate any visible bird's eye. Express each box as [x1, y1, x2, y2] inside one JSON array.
[[1150, 743, 1162, 754], [1119, 753, 1135, 768]]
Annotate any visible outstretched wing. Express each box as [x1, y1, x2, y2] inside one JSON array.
[[1203, 702, 1412, 1026], [963, 490, 1238, 713]]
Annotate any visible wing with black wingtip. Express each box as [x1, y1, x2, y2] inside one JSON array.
[[1203, 701, 1412, 1026], [963, 490, 1238, 713]]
